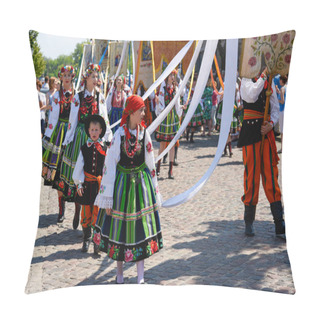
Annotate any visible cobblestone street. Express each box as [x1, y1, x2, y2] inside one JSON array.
[[25, 131, 294, 294]]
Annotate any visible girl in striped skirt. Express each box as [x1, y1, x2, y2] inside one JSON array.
[[94, 95, 163, 284], [42, 66, 75, 222], [58, 64, 112, 227]]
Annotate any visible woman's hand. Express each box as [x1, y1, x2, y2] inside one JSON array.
[[77, 188, 84, 197], [106, 208, 112, 216], [261, 121, 273, 135]]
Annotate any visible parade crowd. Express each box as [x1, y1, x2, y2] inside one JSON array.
[[37, 62, 288, 284]]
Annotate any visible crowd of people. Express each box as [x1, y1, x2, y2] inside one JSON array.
[[38, 60, 288, 284]]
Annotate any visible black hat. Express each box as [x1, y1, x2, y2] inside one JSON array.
[[84, 114, 106, 138]]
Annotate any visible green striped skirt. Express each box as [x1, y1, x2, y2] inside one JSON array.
[[183, 103, 205, 128], [155, 109, 180, 142], [57, 122, 88, 201], [93, 163, 163, 262], [42, 119, 68, 185]]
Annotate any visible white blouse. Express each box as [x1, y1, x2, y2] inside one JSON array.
[[155, 81, 184, 118], [106, 86, 127, 114], [240, 77, 280, 125], [62, 89, 112, 146], [94, 126, 162, 209]]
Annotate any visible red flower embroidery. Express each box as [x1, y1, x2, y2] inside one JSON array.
[[68, 123, 71, 130], [271, 34, 278, 42], [80, 106, 87, 115], [109, 245, 115, 258], [284, 54, 291, 64], [248, 57, 257, 67], [48, 124, 53, 129], [151, 169, 155, 177], [92, 101, 98, 114], [93, 233, 101, 245], [75, 101, 79, 107], [282, 33, 290, 44], [54, 98, 58, 104], [265, 52, 271, 61], [146, 142, 153, 153], [59, 181, 64, 189], [150, 240, 158, 254]]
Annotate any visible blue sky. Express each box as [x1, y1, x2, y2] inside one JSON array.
[[37, 32, 88, 59]]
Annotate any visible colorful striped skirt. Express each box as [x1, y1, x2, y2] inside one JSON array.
[[155, 109, 180, 142], [110, 107, 123, 133], [56, 122, 88, 201], [216, 102, 238, 134], [42, 119, 68, 185], [183, 103, 205, 128], [93, 163, 163, 262]]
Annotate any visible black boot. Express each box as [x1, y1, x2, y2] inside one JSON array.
[[163, 153, 168, 164], [57, 197, 65, 223], [270, 201, 285, 239], [244, 204, 256, 236], [81, 227, 92, 252], [190, 131, 194, 143], [156, 160, 161, 177], [173, 146, 179, 166], [168, 161, 174, 179], [186, 130, 189, 141], [73, 202, 81, 230]]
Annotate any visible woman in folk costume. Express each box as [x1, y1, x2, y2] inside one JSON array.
[[201, 78, 214, 136], [238, 67, 285, 239], [93, 95, 163, 284], [42, 66, 75, 221], [106, 74, 127, 133], [155, 70, 185, 179], [182, 76, 205, 143], [58, 64, 112, 227]]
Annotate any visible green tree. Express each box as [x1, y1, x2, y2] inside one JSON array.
[[29, 30, 46, 78]]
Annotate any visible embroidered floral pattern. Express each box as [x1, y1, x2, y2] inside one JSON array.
[[48, 124, 53, 129], [124, 249, 134, 262], [151, 169, 156, 177], [93, 232, 101, 245], [146, 141, 153, 153], [150, 240, 158, 254], [99, 184, 106, 194]]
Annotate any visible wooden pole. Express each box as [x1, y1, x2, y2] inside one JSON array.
[[260, 73, 274, 155], [133, 41, 143, 94]]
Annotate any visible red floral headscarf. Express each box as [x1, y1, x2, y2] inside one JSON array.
[[120, 95, 146, 139]]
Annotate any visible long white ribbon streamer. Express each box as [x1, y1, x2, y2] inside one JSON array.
[[155, 40, 218, 162], [110, 40, 194, 129], [76, 44, 86, 92], [147, 40, 203, 134], [162, 38, 238, 207], [131, 41, 135, 91], [114, 41, 128, 79]]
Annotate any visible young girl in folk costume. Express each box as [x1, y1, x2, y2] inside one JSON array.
[[73, 115, 108, 253], [201, 79, 214, 136], [183, 76, 205, 143], [42, 66, 75, 221], [155, 70, 185, 179], [93, 95, 163, 284], [106, 74, 127, 133], [58, 64, 112, 227]]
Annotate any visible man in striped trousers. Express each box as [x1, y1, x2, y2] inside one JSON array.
[[238, 68, 285, 239]]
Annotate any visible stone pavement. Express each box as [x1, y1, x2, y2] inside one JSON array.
[[25, 131, 295, 294]]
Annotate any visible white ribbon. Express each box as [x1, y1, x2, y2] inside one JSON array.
[[162, 38, 238, 207], [147, 40, 203, 134], [110, 40, 194, 129], [155, 40, 218, 162], [131, 41, 135, 91], [114, 41, 128, 79], [75, 44, 87, 92]]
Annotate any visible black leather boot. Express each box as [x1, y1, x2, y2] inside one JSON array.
[[173, 146, 179, 166], [81, 227, 92, 252], [163, 153, 168, 164], [73, 202, 81, 230], [168, 161, 174, 179], [156, 160, 161, 177], [270, 201, 285, 239], [244, 204, 256, 236], [57, 197, 65, 223]]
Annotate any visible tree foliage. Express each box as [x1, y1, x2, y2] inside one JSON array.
[[29, 30, 46, 78]]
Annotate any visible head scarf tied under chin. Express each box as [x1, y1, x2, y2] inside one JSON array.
[[120, 95, 146, 139]]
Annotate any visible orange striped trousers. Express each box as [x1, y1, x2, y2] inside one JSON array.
[[81, 205, 99, 229], [241, 139, 281, 206]]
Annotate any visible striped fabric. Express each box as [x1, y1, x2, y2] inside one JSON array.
[[42, 119, 68, 184], [93, 163, 163, 262], [155, 108, 180, 142], [241, 139, 282, 206], [183, 103, 205, 128], [109, 107, 123, 133], [57, 122, 88, 201]]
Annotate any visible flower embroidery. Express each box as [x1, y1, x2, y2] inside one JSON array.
[[99, 185, 106, 194], [93, 233, 101, 245], [282, 33, 290, 44], [146, 142, 153, 153], [284, 54, 291, 64], [59, 181, 64, 189], [271, 34, 278, 42], [124, 249, 134, 262], [151, 169, 156, 177], [48, 124, 53, 129], [74, 101, 79, 107], [80, 106, 87, 115], [67, 188, 72, 196], [156, 186, 159, 194], [248, 56, 257, 67], [103, 165, 107, 175], [109, 245, 115, 258], [72, 97, 76, 103], [265, 52, 271, 61], [92, 101, 98, 114], [150, 240, 158, 254], [54, 98, 58, 104]]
